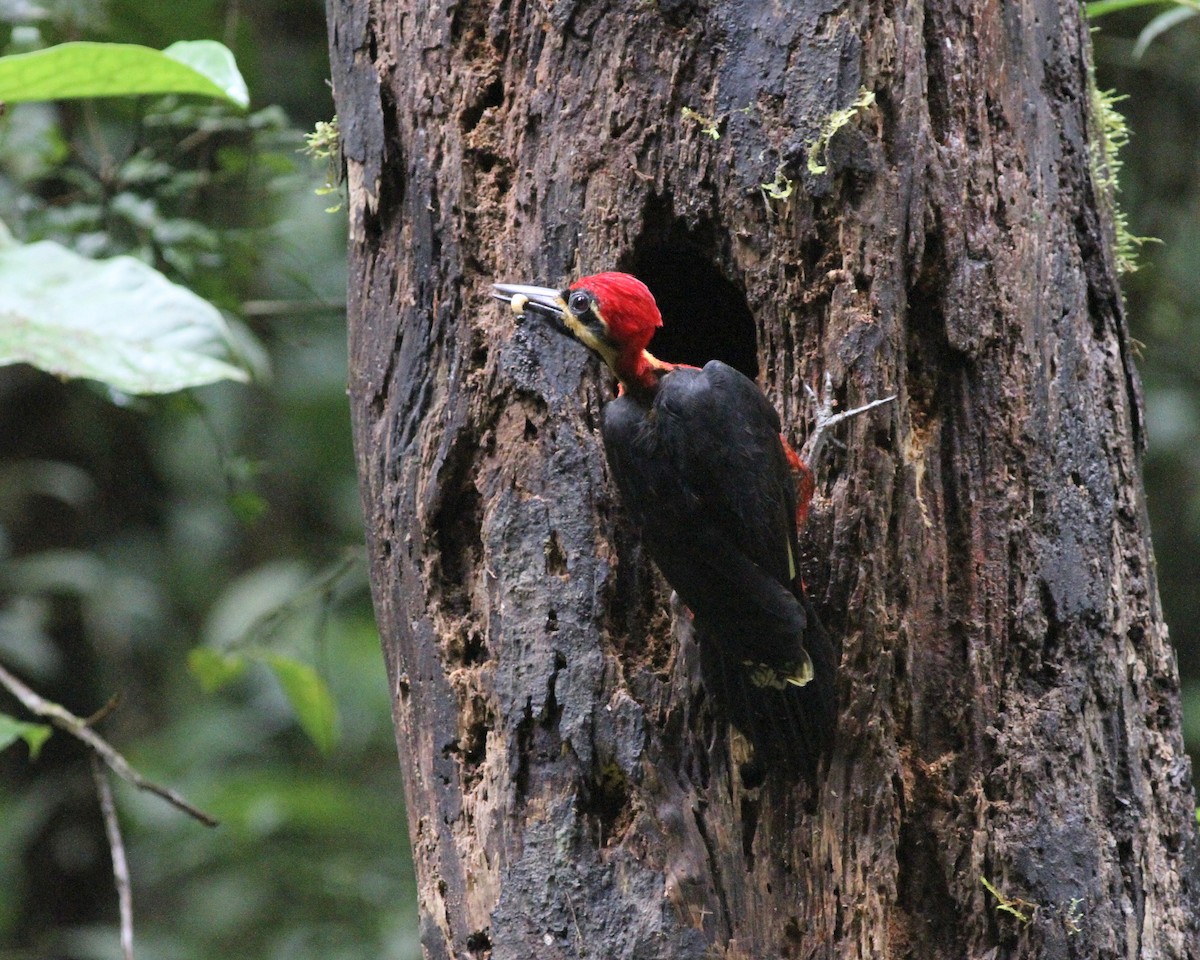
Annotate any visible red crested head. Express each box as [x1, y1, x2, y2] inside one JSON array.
[[493, 270, 668, 391], [570, 272, 662, 354]]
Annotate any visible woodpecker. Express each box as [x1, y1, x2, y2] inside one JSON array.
[[493, 272, 890, 783]]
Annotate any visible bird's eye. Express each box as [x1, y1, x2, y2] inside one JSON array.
[[568, 291, 592, 315]]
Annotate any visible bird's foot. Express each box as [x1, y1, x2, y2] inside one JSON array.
[[799, 372, 896, 467], [669, 590, 695, 622]]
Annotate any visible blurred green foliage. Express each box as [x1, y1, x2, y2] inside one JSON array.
[[0, 1, 419, 958]]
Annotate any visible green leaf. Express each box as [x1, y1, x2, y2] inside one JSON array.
[[1133, 6, 1199, 56], [0, 713, 53, 759], [0, 239, 251, 394], [161, 42, 250, 107], [265, 655, 338, 754], [0, 40, 249, 107], [188, 648, 248, 693], [1087, 0, 1200, 17]]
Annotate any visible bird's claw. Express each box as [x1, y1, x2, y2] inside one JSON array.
[[669, 590, 695, 622], [799, 372, 896, 467]]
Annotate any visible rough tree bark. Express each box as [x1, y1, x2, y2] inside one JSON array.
[[326, 0, 1200, 956]]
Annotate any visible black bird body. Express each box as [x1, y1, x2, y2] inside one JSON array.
[[493, 272, 841, 780], [603, 360, 836, 777], [601, 360, 804, 663]]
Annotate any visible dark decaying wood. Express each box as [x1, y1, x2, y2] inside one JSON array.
[[326, 0, 1200, 956]]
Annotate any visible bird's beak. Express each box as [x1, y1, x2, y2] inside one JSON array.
[[492, 282, 570, 336]]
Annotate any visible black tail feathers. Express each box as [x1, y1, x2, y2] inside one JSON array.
[[697, 595, 837, 787]]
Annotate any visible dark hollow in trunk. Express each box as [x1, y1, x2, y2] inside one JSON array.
[[326, 0, 1200, 956]]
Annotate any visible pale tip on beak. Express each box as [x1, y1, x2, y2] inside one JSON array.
[[492, 282, 565, 323]]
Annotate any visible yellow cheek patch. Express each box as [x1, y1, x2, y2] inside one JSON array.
[[564, 313, 620, 372], [562, 312, 589, 342]]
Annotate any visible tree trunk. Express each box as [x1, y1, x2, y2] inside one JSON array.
[[326, 0, 1200, 956]]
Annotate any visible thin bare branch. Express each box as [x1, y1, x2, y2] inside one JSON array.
[[0, 662, 218, 827], [92, 755, 135, 960], [84, 692, 124, 727]]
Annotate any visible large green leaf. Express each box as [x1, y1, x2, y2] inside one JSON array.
[[0, 713, 53, 760], [0, 239, 250, 394], [0, 40, 249, 107]]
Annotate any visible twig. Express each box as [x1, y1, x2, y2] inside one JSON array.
[[236, 549, 362, 649], [0, 662, 218, 827], [92, 755, 135, 960], [564, 889, 585, 956], [84, 692, 123, 726]]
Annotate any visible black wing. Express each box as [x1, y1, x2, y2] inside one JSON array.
[[660, 360, 798, 588], [602, 361, 836, 779], [602, 361, 803, 661]]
